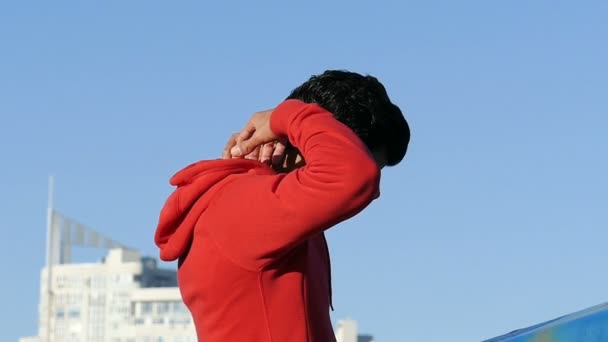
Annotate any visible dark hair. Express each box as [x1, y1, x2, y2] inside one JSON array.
[[286, 70, 410, 166]]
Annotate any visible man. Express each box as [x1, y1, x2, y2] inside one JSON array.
[[154, 70, 410, 341]]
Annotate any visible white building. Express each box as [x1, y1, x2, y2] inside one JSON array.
[[335, 319, 375, 342], [19, 248, 196, 342]]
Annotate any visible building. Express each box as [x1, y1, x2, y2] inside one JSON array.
[[19, 248, 197, 342], [335, 319, 375, 342]]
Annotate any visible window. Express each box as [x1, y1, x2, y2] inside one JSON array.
[[157, 301, 170, 314], [56, 309, 65, 319], [172, 301, 188, 313], [68, 308, 81, 319], [169, 317, 191, 325], [142, 302, 153, 314], [153, 317, 164, 325]]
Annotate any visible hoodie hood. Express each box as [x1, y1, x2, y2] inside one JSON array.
[[154, 159, 275, 262]]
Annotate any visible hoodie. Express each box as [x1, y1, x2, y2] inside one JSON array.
[[154, 99, 380, 342]]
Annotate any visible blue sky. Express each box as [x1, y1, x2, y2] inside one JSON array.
[[1, 1, 606, 341]]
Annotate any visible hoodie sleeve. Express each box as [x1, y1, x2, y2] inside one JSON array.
[[208, 99, 380, 270]]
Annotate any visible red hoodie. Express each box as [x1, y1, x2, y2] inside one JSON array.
[[154, 100, 380, 342]]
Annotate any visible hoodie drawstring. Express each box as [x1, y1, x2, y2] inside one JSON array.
[[321, 234, 334, 311]]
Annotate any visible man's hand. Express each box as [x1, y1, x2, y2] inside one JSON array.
[[222, 109, 287, 166]]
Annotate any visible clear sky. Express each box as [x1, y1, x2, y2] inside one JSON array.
[[1, 1, 606, 341]]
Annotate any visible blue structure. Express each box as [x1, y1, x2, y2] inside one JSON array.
[[484, 303, 608, 342]]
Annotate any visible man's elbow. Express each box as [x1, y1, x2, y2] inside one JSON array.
[[347, 157, 381, 203]]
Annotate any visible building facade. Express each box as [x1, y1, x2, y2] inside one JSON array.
[[19, 248, 196, 342]]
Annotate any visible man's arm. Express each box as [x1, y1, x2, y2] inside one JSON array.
[[209, 99, 380, 270]]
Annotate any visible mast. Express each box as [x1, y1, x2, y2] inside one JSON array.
[[45, 176, 54, 342]]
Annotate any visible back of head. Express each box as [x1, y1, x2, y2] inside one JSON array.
[[286, 70, 410, 166]]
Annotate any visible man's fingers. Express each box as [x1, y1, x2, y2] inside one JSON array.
[[271, 142, 287, 167], [236, 122, 256, 144], [231, 134, 262, 157], [231, 120, 258, 156], [231, 110, 276, 157], [222, 133, 240, 159], [259, 143, 275, 164], [245, 146, 261, 160]]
